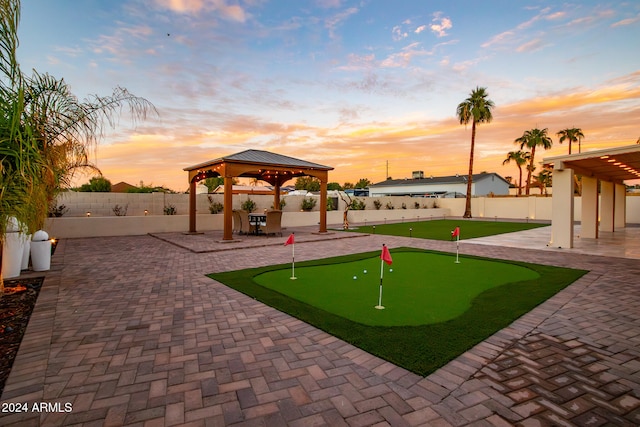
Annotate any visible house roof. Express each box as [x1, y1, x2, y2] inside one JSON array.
[[370, 172, 509, 187], [184, 149, 333, 172], [542, 144, 640, 183], [110, 181, 137, 193]]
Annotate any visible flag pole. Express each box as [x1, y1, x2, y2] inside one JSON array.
[[455, 233, 460, 264], [376, 255, 385, 309], [284, 233, 296, 279]]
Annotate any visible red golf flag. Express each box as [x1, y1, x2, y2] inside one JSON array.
[[284, 233, 295, 246], [451, 227, 460, 238], [380, 244, 393, 265]]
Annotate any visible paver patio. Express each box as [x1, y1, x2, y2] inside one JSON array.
[[1, 225, 639, 426]]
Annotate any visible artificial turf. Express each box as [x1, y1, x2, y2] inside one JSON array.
[[345, 219, 548, 240], [208, 248, 587, 376], [253, 252, 540, 326]]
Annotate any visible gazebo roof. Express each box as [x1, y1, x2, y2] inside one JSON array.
[[184, 149, 333, 173]]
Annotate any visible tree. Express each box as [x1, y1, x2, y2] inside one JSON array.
[[342, 182, 354, 189], [557, 128, 584, 154], [355, 178, 371, 188], [515, 128, 553, 195], [78, 176, 112, 192], [294, 176, 320, 191], [502, 150, 530, 196], [456, 87, 495, 218], [327, 182, 342, 191], [204, 176, 238, 192], [533, 167, 553, 196]]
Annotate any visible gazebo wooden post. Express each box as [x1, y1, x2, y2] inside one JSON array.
[[223, 175, 234, 240], [188, 179, 197, 233], [319, 175, 328, 233], [273, 182, 281, 211]]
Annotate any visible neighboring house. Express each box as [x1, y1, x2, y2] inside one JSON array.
[[110, 182, 137, 193], [369, 172, 510, 197]]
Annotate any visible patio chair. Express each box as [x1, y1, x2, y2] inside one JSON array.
[[264, 210, 283, 237], [232, 210, 242, 234], [238, 210, 252, 235]]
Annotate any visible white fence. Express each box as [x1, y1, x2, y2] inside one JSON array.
[[45, 192, 640, 238]]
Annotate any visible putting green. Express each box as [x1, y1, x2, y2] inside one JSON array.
[[254, 251, 540, 326]]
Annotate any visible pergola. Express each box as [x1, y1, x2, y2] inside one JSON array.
[[542, 144, 640, 248], [183, 150, 334, 240]]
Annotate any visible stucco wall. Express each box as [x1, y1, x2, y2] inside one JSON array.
[[45, 192, 640, 238]]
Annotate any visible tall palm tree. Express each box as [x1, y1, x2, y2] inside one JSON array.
[[502, 150, 530, 196], [456, 87, 495, 218], [557, 128, 584, 154], [515, 128, 553, 195]]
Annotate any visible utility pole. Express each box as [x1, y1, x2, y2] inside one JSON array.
[[386, 160, 389, 180]]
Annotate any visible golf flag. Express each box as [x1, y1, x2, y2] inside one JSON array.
[[376, 244, 392, 310], [452, 227, 461, 264], [380, 244, 393, 265], [284, 233, 295, 246], [284, 233, 296, 279]]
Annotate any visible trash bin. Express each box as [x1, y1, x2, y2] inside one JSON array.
[[30, 230, 52, 272], [1, 217, 26, 279]]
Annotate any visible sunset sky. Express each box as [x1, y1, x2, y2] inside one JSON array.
[[17, 0, 640, 191]]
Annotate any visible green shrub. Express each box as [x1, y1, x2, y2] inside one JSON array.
[[351, 198, 366, 210], [385, 202, 394, 210], [301, 197, 317, 211], [164, 204, 177, 215], [112, 204, 128, 216], [207, 196, 224, 214], [373, 199, 382, 210], [241, 198, 257, 212]]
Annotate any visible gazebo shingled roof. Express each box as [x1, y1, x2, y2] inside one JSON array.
[[184, 149, 334, 240]]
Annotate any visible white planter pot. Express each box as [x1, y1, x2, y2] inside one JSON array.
[[2, 232, 26, 279]]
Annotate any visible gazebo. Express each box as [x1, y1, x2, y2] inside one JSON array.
[[184, 150, 334, 240]]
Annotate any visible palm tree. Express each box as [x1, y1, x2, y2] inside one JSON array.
[[533, 167, 553, 196], [515, 128, 553, 195], [456, 87, 495, 218], [557, 128, 585, 154], [502, 150, 530, 196], [1, 0, 156, 286]]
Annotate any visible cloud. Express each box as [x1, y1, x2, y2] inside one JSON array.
[[325, 7, 359, 39], [380, 42, 430, 68], [611, 14, 640, 27], [516, 38, 548, 53], [430, 13, 452, 37], [154, 0, 247, 22], [392, 25, 408, 41]]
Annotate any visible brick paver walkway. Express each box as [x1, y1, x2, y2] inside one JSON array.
[[1, 227, 639, 426]]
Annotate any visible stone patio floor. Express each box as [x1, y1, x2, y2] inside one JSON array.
[[1, 224, 639, 426]]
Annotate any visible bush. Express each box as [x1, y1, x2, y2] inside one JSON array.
[[48, 204, 69, 217], [301, 197, 317, 211], [351, 198, 366, 210], [164, 204, 177, 215], [385, 202, 394, 210], [112, 204, 128, 216], [207, 196, 224, 214], [241, 198, 256, 212], [373, 199, 382, 210], [414, 202, 421, 209], [401, 203, 407, 209]]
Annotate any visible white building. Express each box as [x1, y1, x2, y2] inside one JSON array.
[[369, 172, 510, 197]]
